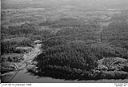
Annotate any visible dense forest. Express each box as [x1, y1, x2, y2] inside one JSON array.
[[1, 2, 128, 81], [31, 13, 128, 80]]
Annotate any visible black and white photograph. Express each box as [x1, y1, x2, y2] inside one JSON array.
[[1, 0, 128, 84]]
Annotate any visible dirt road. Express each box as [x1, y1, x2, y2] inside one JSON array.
[[2, 43, 42, 82]]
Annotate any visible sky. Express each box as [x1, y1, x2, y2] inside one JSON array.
[[2, 0, 128, 9], [2, 0, 128, 4]]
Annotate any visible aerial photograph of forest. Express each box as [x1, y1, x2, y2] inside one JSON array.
[[1, 0, 128, 83]]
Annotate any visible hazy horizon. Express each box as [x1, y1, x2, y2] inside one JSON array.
[[2, 0, 128, 9]]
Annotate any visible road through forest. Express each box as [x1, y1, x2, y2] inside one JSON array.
[[2, 43, 43, 82]]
